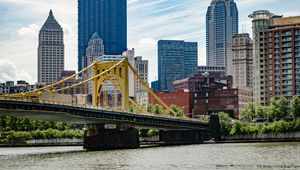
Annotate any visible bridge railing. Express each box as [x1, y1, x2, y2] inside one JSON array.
[[0, 97, 206, 122]]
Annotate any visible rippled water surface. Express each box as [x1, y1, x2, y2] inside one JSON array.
[[0, 142, 299, 170]]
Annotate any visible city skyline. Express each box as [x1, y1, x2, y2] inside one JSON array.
[[0, 0, 300, 84]]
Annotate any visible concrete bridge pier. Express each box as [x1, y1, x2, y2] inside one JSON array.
[[83, 124, 140, 151], [159, 129, 208, 145], [159, 114, 221, 145]]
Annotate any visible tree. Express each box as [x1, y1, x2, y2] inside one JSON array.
[[241, 103, 256, 122], [153, 104, 162, 115], [146, 104, 153, 113], [255, 103, 267, 119], [269, 97, 280, 120], [277, 97, 289, 119], [290, 96, 300, 118]]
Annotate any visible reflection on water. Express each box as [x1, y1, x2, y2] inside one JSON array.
[[0, 142, 299, 170]]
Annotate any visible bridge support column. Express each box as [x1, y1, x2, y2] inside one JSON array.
[[208, 114, 221, 140], [159, 130, 207, 145], [83, 124, 140, 151]]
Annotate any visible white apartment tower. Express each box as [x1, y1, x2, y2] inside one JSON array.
[[134, 56, 149, 106], [38, 10, 64, 84]]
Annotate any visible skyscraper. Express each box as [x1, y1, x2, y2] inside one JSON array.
[[78, 0, 127, 72], [84, 32, 104, 95], [232, 33, 253, 88], [84, 32, 104, 68], [206, 0, 238, 76], [38, 10, 64, 84], [158, 40, 198, 92], [268, 16, 300, 100], [249, 10, 274, 105]]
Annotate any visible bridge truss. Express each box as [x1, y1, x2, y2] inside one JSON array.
[[0, 59, 184, 119]]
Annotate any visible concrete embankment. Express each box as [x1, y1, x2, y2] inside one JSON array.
[[220, 131, 300, 143], [0, 138, 83, 147]]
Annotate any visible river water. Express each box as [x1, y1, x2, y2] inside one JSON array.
[[0, 142, 299, 170]]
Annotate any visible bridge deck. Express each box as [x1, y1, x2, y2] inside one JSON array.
[[0, 100, 208, 130]]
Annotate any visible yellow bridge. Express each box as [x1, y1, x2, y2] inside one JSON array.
[[0, 59, 220, 150], [0, 58, 189, 120]]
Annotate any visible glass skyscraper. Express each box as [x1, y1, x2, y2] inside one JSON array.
[[206, 0, 238, 76], [158, 40, 198, 92], [78, 0, 127, 71]]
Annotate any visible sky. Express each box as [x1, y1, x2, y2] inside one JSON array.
[[0, 0, 300, 84]]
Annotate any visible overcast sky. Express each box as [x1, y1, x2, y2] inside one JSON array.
[[0, 0, 299, 84]]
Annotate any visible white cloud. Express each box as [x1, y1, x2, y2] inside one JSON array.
[[16, 24, 40, 36], [0, 59, 34, 83], [138, 38, 156, 48]]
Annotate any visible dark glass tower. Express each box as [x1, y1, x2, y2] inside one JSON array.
[[206, 0, 238, 76], [78, 0, 127, 71], [158, 40, 198, 92]]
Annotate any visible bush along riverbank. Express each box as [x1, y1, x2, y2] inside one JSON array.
[[0, 129, 84, 144], [218, 97, 300, 142], [0, 115, 84, 145]]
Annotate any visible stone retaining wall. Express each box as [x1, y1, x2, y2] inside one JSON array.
[[223, 131, 300, 140]]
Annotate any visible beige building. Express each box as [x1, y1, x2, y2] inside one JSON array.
[[38, 10, 64, 84], [249, 10, 274, 105], [134, 56, 149, 106], [232, 33, 253, 88]]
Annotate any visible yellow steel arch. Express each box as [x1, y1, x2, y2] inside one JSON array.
[[92, 60, 129, 111]]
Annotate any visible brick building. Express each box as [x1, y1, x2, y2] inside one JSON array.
[[150, 75, 253, 119], [148, 91, 194, 117]]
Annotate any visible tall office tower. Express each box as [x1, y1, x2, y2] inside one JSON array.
[[232, 33, 253, 88], [158, 40, 198, 92], [134, 56, 148, 106], [206, 0, 238, 76], [84, 32, 104, 68], [38, 10, 64, 84], [78, 0, 127, 72], [268, 16, 300, 100], [249, 10, 274, 105], [84, 32, 104, 94]]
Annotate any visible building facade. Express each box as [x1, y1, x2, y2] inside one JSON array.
[[268, 16, 300, 100], [84, 32, 104, 69], [97, 49, 135, 97], [150, 76, 252, 119], [232, 33, 253, 88], [158, 40, 198, 92], [78, 0, 127, 72], [249, 10, 274, 105], [0, 81, 43, 95], [206, 0, 238, 76], [198, 66, 226, 78], [134, 56, 148, 106], [38, 10, 64, 84]]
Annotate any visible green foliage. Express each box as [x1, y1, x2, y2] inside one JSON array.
[[146, 104, 153, 113], [0, 129, 84, 144], [269, 97, 289, 120], [6, 131, 32, 143], [153, 104, 163, 115], [0, 115, 80, 132], [241, 103, 256, 121], [170, 105, 184, 117], [223, 119, 300, 136], [218, 112, 233, 136], [139, 129, 149, 138], [147, 129, 159, 137], [290, 96, 300, 118]]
